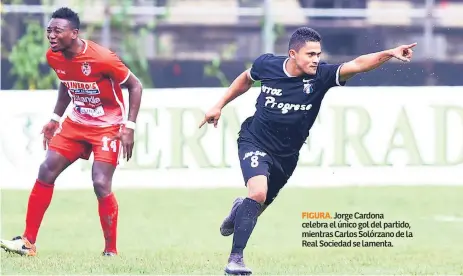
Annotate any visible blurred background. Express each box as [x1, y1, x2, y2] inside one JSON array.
[[1, 0, 463, 90]]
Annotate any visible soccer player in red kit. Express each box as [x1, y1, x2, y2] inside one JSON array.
[[0, 7, 143, 256]]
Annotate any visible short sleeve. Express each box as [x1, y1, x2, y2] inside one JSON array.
[[103, 52, 131, 85], [46, 49, 56, 70], [318, 63, 346, 88], [248, 53, 272, 81]]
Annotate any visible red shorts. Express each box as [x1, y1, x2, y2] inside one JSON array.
[[48, 118, 122, 166]]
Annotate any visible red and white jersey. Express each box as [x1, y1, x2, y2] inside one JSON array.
[[46, 39, 130, 127]]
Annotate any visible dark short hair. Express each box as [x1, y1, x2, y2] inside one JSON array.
[[288, 27, 321, 51], [51, 7, 80, 30]]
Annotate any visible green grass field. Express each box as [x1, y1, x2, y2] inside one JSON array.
[[1, 186, 463, 275]]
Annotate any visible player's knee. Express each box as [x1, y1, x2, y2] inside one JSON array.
[[92, 176, 112, 198], [249, 191, 266, 204], [246, 175, 268, 204], [38, 160, 62, 183]]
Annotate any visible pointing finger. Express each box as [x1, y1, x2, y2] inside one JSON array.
[[199, 118, 207, 129], [407, 42, 418, 49]]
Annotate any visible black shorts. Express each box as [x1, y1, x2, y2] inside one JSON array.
[[237, 138, 298, 205]]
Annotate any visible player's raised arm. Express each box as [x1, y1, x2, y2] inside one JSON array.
[[339, 42, 417, 82], [199, 68, 254, 128]]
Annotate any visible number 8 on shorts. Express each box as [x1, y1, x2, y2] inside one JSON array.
[[250, 155, 259, 168], [238, 141, 273, 183]]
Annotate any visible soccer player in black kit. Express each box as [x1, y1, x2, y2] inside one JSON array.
[[199, 27, 416, 275]]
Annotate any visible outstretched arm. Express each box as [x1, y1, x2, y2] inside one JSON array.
[[215, 69, 254, 110], [199, 53, 271, 128], [339, 43, 417, 82], [198, 69, 254, 128]]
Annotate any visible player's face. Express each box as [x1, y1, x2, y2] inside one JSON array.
[[290, 41, 322, 75], [46, 18, 78, 52]]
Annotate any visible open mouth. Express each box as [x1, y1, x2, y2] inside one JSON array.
[[49, 41, 58, 48]]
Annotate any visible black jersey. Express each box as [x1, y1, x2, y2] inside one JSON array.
[[239, 53, 346, 157]]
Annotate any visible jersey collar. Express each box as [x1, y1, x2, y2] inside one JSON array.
[[283, 58, 295, 77]]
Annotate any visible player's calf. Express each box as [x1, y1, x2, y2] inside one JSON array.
[[224, 175, 265, 274], [23, 151, 71, 248], [92, 161, 119, 254], [220, 175, 268, 237], [231, 176, 267, 248]]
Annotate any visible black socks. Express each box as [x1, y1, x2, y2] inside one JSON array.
[[231, 198, 262, 255]]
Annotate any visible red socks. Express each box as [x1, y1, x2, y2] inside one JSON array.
[[22, 179, 118, 253], [23, 179, 54, 244], [98, 193, 119, 254]]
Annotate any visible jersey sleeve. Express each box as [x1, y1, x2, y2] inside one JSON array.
[[248, 53, 273, 81], [318, 63, 346, 88], [46, 49, 56, 70], [102, 52, 131, 85]]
